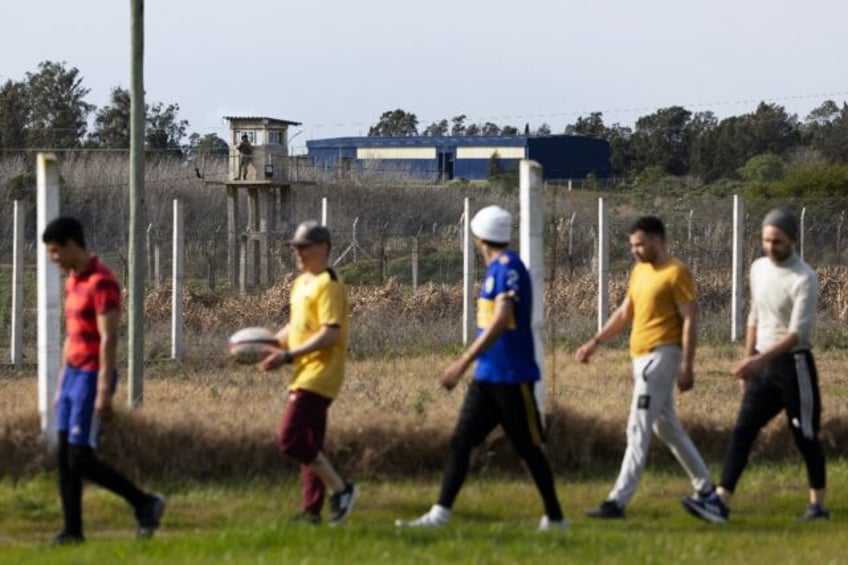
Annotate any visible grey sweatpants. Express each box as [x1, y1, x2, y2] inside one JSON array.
[[608, 345, 713, 506]]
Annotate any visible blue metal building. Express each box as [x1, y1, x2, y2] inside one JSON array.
[[306, 134, 609, 182]]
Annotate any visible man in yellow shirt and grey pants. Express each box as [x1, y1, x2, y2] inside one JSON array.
[[261, 220, 357, 526], [575, 216, 722, 521]]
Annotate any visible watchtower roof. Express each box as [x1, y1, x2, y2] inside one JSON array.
[[224, 116, 302, 127]]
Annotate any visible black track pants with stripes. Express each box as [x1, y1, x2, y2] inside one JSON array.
[[720, 350, 826, 492], [437, 379, 564, 521]]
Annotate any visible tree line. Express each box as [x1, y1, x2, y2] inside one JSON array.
[[2, 61, 847, 188], [0, 61, 228, 159], [369, 103, 848, 183]]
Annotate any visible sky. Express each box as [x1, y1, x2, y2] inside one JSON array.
[[1, 0, 847, 153]]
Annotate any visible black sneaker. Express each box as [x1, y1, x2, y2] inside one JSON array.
[[51, 531, 85, 546], [800, 503, 830, 521], [681, 491, 729, 524], [585, 500, 625, 519], [329, 483, 358, 525], [136, 495, 167, 539], [290, 511, 321, 526]]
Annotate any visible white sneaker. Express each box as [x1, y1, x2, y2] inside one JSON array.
[[395, 504, 451, 528], [538, 515, 569, 532]]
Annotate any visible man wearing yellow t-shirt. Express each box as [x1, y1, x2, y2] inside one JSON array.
[[575, 216, 720, 521], [260, 220, 356, 526]]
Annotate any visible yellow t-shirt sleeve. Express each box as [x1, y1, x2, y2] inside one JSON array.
[[671, 265, 695, 305], [316, 279, 345, 326]]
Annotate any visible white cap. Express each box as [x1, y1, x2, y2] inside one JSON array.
[[470, 205, 512, 244]]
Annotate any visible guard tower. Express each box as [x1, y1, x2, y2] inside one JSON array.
[[223, 116, 302, 291]]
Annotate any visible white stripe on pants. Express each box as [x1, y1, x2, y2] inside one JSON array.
[[794, 352, 815, 440], [608, 345, 713, 506]]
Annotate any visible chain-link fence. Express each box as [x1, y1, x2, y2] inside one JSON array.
[[3, 155, 846, 284], [2, 155, 847, 357], [3, 179, 848, 291]]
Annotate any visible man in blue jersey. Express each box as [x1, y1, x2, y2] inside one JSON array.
[[395, 205, 566, 531]]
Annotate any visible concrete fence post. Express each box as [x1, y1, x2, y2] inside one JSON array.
[[462, 198, 475, 345], [172, 198, 184, 361], [520, 160, 546, 417], [731, 195, 745, 342], [11, 200, 25, 367], [37, 153, 61, 451], [597, 197, 610, 332]]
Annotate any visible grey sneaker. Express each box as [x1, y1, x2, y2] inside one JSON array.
[[800, 503, 830, 521], [681, 492, 729, 524], [136, 495, 167, 539], [329, 483, 358, 525], [586, 500, 625, 519], [395, 504, 452, 528], [538, 515, 569, 532]]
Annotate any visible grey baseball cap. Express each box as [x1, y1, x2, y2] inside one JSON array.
[[288, 220, 331, 246]]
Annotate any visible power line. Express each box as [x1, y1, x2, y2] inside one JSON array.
[[189, 89, 848, 133]]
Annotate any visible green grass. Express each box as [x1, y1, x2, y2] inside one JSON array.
[[1, 461, 845, 563]]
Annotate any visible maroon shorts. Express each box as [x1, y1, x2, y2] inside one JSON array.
[[277, 389, 332, 465]]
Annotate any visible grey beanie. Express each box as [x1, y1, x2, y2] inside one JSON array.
[[762, 207, 798, 241]]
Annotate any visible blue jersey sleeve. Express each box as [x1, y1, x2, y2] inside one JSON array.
[[492, 256, 521, 302]]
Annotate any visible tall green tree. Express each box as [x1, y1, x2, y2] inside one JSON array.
[[368, 109, 419, 136], [450, 114, 467, 136], [501, 125, 519, 135], [804, 100, 848, 162], [90, 86, 131, 148], [187, 132, 229, 158], [686, 111, 718, 179], [565, 111, 606, 137], [699, 103, 800, 180], [90, 87, 190, 153], [701, 115, 749, 180], [631, 106, 693, 176], [25, 60, 94, 148], [746, 102, 800, 157], [607, 123, 635, 177], [146, 102, 188, 152], [0, 79, 30, 156], [422, 119, 448, 136], [481, 122, 500, 136]]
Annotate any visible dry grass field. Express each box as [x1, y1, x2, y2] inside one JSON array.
[[2, 267, 847, 481], [2, 345, 847, 481]]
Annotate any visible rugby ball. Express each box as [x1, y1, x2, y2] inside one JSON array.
[[227, 327, 280, 364]]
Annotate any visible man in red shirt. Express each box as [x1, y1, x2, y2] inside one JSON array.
[[42, 217, 165, 545]]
